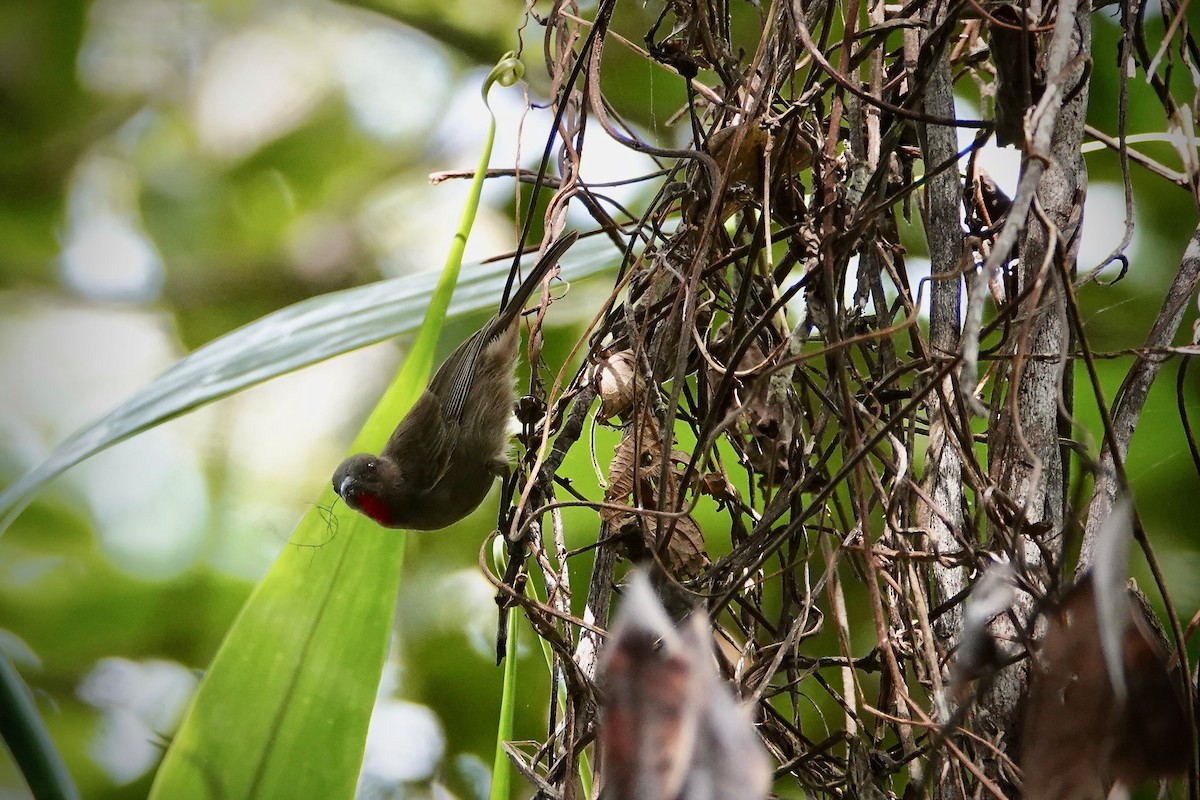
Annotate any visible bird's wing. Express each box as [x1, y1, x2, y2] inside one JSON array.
[[431, 327, 490, 424], [383, 389, 458, 487]]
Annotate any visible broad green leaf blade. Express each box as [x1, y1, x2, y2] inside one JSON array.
[[150, 61, 525, 796], [0, 239, 611, 533], [148, 510, 404, 799], [149, 227, 462, 800], [147, 368, 417, 800]]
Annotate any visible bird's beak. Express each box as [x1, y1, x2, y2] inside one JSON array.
[[338, 476, 354, 499]]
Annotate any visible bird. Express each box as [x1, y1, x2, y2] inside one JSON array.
[[332, 230, 578, 530]]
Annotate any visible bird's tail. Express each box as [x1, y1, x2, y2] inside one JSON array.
[[495, 230, 580, 330]]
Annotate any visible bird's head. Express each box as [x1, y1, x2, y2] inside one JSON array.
[[332, 454, 404, 528]]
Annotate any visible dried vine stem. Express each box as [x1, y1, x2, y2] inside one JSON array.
[[478, 0, 1200, 797]]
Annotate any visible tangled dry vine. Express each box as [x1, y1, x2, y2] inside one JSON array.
[[470, 0, 1200, 797]]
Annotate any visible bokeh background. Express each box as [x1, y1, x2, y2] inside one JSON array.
[[2, 0, 1198, 798]]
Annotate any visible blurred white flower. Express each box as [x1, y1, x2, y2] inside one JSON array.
[[59, 155, 164, 303], [337, 27, 451, 144], [77, 657, 198, 785], [60, 211, 165, 303], [192, 16, 338, 159], [356, 654, 446, 799]]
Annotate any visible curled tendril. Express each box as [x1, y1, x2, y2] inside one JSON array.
[[484, 52, 524, 100]]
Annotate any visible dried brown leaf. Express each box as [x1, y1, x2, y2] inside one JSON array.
[[602, 412, 709, 577], [1021, 575, 1190, 800], [599, 571, 772, 800]]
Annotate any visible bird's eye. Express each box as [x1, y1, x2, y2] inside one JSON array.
[[366, 461, 376, 471]]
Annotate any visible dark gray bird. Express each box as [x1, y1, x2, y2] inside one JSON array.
[[332, 231, 578, 530]]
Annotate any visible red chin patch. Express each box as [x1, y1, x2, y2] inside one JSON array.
[[356, 493, 393, 527]]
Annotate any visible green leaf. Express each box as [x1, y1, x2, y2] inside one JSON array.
[[0, 650, 81, 800], [145, 352, 426, 799], [0, 237, 611, 535], [145, 202, 472, 800], [147, 57, 551, 799]]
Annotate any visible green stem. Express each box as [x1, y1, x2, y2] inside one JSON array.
[[410, 52, 525, 369], [478, 52, 525, 800], [490, 611, 519, 800]]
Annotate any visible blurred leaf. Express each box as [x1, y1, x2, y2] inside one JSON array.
[[1021, 575, 1191, 800], [0, 237, 612, 534], [0, 650, 81, 800]]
